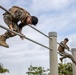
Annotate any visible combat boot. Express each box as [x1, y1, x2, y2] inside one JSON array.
[[0, 31, 17, 48], [0, 35, 9, 48], [60, 58, 63, 62]]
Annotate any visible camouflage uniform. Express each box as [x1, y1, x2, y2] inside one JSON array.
[[0, 6, 31, 48], [58, 41, 76, 65]]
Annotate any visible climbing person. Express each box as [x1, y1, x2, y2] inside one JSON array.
[[0, 6, 38, 48], [58, 38, 76, 65]]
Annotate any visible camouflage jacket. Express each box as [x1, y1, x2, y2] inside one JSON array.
[[3, 6, 31, 23]]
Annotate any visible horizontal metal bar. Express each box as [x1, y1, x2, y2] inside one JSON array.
[[28, 25, 71, 52], [0, 5, 15, 18], [0, 25, 52, 51], [28, 25, 52, 40]]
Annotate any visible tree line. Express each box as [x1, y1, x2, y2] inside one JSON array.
[[0, 62, 73, 75], [26, 63, 73, 75]]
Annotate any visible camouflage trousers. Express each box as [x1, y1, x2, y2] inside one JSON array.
[[3, 14, 19, 32], [59, 51, 76, 64], [0, 14, 19, 48], [2, 14, 20, 40]]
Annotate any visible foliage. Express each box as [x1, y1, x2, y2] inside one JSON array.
[[0, 63, 9, 74], [26, 65, 49, 75], [26, 63, 73, 75], [58, 63, 73, 75]]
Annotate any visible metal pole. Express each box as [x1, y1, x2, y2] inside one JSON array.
[[29, 25, 71, 52], [28, 25, 52, 40], [72, 48, 76, 75], [49, 32, 58, 75], [0, 5, 15, 18], [0, 24, 52, 51]]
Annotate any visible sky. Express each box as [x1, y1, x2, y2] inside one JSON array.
[[0, 0, 76, 75]]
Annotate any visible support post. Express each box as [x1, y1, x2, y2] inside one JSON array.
[[49, 32, 58, 75], [72, 48, 76, 75]]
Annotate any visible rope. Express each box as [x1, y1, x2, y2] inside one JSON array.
[[0, 24, 52, 51]]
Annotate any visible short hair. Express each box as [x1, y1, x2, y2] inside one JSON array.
[[64, 38, 69, 41], [31, 16, 38, 25]]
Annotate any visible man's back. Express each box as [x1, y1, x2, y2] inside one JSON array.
[[58, 41, 65, 52], [58, 38, 70, 52], [4, 6, 31, 22]]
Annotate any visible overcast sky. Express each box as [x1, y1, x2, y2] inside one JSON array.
[[0, 0, 76, 75]]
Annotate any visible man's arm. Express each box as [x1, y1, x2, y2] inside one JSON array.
[[19, 23, 26, 40], [19, 23, 25, 32], [9, 24, 15, 35], [65, 45, 70, 51], [60, 41, 70, 51]]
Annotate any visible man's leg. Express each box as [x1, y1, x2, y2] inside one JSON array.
[[0, 23, 19, 48], [64, 52, 76, 65], [0, 31, 16, 48], [60, 52, 66, 62], [0, 15, 19, 48], [0, 33, 9, 48], [60, 56, 67, 62]]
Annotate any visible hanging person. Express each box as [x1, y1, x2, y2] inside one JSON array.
[[58, 38, 76, 65], [0, 6, 38, 48]]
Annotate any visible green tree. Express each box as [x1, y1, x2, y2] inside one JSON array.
[[0, 63, 9, 74], [26, 65, 49, 75], [26, 63, 73, 75], [58, 63, 73, 75]]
